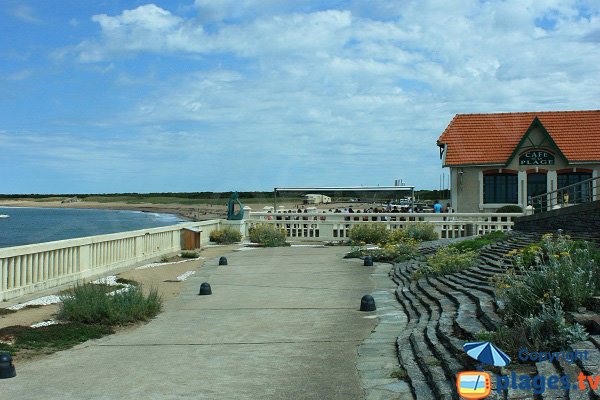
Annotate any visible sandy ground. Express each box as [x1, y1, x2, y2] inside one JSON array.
[[0, 245, 238, 364], [0, 198, 377, 219]]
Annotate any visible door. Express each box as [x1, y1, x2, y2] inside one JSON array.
[[527, 173, 547, 211]]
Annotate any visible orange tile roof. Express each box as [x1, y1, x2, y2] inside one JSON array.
[[437, 110, 600, 166]]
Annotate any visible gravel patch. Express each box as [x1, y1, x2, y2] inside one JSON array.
[[8, 295, 63, 310], [135, 258, 203, 270], [31, 320, 60, 328], [176, 271, 196, 281]]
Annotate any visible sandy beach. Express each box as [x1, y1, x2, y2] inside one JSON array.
[[0, 199, 228, 221]]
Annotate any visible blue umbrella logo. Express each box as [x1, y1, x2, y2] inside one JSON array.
[[463, 342, 511, 367]]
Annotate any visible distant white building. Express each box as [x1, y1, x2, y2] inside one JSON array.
[[304, 194, 331, 204]]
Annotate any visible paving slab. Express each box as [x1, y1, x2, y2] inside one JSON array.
[[2, 246, 377, 400]]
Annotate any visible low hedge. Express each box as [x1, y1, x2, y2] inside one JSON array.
[[209, 228, 242, 244], [249, 224, 289, 247]]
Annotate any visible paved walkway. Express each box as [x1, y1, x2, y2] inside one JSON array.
[[3, 246, 377, 399]]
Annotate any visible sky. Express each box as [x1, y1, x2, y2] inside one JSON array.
[[1, 0, 599, 194]]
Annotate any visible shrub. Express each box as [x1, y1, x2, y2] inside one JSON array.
[[489, 235, 598, 357], [451, 231, 507, 253], [496, 205, 523, 213], [413, 246, 477, 278], [348, 223, 389, 245], [387, 228, 406, 244], [59, 283, 162, 326], [496, 235, 599, 323], [345, 239, 419, 263], [209, 228, 242, 244], [0, 323, 113, 352], [478, 299, 588, 357], [248, 224, 289, 247], [402, 223, 438, 241], [180, 251, 199, 258]]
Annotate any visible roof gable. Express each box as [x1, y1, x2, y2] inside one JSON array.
[[437, 110, 600, 166], [505, 117, 567, 165]]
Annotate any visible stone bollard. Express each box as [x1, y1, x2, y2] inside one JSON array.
[[360, 294, 376, 311], [199, 282, 212, 296], [0, 353, 16, 379], [219, 256, 228, 266], [363, 256, 373, 266]]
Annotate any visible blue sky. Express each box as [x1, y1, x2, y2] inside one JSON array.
[[1, 0, 599, 194]]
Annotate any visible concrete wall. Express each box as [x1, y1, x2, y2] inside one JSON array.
[[514, 200, 600, 243], [452, 167, 482, 213]]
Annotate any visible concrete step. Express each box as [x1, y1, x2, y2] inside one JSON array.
[[397, 345, 435, 399], [554, 358, 594, 400], [427, 276, 488, 338], [409, 334, 455, 399], [535, 361, 568, 399], [443, 274, 503, 327]]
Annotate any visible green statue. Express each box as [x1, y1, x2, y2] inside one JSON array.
[[227, 192, 245, 220]]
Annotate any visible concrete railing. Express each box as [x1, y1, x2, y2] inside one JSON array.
[[246, 211, 522, 241], [0, 219, 224, 301], [531, 176, 600, 213], [0, 210, 521, 302]]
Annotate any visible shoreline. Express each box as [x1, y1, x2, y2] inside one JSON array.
[[0, 200, 227, 222]]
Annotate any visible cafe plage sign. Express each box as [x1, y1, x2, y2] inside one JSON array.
[[519, 150, 555, 166]]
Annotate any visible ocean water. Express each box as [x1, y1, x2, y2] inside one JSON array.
[[0, 207, 186, 248]]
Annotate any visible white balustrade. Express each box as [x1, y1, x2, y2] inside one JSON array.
[[247, 211, 523, 241], [0, 219, 222, 301], [0, 211, 523, 302]]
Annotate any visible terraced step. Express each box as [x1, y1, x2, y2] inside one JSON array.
[[387, 231, 594, 399], [405, 279, 461, 397], [426, 275, 489, 338], [535, 361, 568, 399], [409, 334, 454, 399], [573, 341, 600, 398], [397, 344, 435, 399], [554, 358, 593, 400], [394, 262, 466, 398], [442, 274, 502, 327]]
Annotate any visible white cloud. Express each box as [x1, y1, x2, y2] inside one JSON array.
[[9, 4, 41, 23], [4, 69, 32, 81], [18, 1, 600, 191]]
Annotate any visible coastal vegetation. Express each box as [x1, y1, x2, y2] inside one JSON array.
[[411, 231, 507, 279], [180, 251, 200, 258], [59, 283, 162, 325], [0, 280, 162, 357], [248, 224, 289, 247], [448, 230, 507, 253], [412, 247, 478, 279], [0, 324, 113, 355], [209, 228, 242, 244], [345, 223, 435, 263], [0, 189, 449, 205], [481, 234, 596, 356]]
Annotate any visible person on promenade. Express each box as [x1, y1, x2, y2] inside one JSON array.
[[433, 200, 442, 213], [445, 203, 453, 213]]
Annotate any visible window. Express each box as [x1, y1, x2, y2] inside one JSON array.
[[557, 172, 592, 188], [483, 173, 518, 204], [558, 172, 593, 203]]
